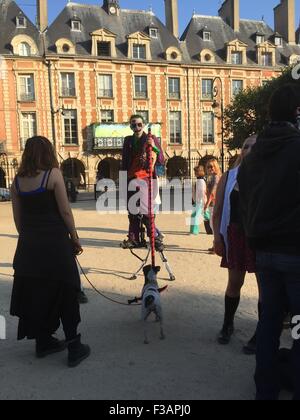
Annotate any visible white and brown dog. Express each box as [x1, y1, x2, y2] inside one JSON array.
[[142, 265, 166, 344]]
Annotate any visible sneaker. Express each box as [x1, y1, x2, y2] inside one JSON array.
[[243, 334, 257, 355], [36, 336, 66, 359], [218, 325, 234, 345], [155, 237, 164, 252], [121, 239, 140, 249], [78, 291, 88, 304]]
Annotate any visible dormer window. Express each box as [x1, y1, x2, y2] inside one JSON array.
[[226, 39, 248, 65], [62, 44, 70, 53], [128, 32, 152, 61], [256, 34, 265, 45], [231, 51, 243, 65], [261, 52, 273, 67], [71, 20, 81, 32], [16, 15, 26, 29], [19, 42, 31, 57], [203, 31, 211, 41], [133, 44, 146, 60], [149, 28, 158, 39], [97, 41, 111, 57], [274, 36, 283, 47]]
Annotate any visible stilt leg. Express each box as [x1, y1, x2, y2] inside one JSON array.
[[159, 251, 176, 281]]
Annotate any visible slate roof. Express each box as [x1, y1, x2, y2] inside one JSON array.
[[181, 15, 300, 66], [0, 0, 43, 55], [0, 0, 299, 66], [45, 2, 182, 61]]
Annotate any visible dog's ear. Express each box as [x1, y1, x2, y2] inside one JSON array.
[[155, 266, 161, 274], [143, 265, 151, 275]]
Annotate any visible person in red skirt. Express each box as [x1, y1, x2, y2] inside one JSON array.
[[213, 135, 260, 354]]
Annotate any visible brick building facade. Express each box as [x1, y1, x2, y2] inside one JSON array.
[[0, 0, 300, 187]]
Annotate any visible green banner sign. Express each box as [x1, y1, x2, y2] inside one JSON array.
[[93, 123, 162, 150]]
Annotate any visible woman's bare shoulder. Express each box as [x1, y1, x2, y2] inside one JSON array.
[[50, 168, 63, 178]]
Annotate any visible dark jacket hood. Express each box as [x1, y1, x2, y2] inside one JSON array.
[[254, 122, 300, 158]]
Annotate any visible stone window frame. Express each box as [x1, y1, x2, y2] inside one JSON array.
[[127, 32, 152, 61], [256, 41, 276, 67], [71, 20, 82, 32], [11, 35, 38, 56], [256, 34, 265, 45], [199, 48, 216, 64], [226, 39, 248, 65], [59, 72, 77, 98], [17, 73, 36, 102], [149, 28, 159, 39], [202, 111, 215, 144], [16, 15, 27, 29], [165, 46, 182, 62], [91, 29, 117, 58], [62, 110, 79, 146], [97, 74, 114, 98], [274, 36, 283, 47], [19, 111, 37, 150], [203, 31, 212, 41], [55, 38, 76, 55]]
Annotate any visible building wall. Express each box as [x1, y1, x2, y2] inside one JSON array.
[[0, 54, 280, 184]]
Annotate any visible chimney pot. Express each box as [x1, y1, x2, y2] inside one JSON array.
[[37, 0, 48, 33], [165, 0, 179, 38], [219, 0, 240, 33], [274, 0, 296, 44]]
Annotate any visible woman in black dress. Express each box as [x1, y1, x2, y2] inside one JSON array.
[[10, 136, 90, 367]]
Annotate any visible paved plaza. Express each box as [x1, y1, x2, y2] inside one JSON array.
[[0, 200, 290, 400]]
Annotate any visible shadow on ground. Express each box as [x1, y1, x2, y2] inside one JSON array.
[[0, 276, 262, 401]]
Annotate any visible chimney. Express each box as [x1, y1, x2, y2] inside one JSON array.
[[219, 0, 240, 32], [274, 0, 295, 44], [165, 0, 179, 38], [37, 0, 48, 32], [296, 25, 300, 45]]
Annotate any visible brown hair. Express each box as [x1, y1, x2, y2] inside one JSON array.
[[205, 158, 222, 177], [194, 165, 205, 178], [18, 136, 59, 177]]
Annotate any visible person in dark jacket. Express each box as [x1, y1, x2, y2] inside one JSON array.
[[238, 84, 300, 400], [121, 115, 165, 250]]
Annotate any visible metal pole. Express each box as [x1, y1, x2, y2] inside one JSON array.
[[46, 60, 57, 154], [213, 77, 225, 173], [186, 69, 192, 178], [221, 97, 225, 173]]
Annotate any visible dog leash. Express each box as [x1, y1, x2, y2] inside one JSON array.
[[76, 257, 141, 306]]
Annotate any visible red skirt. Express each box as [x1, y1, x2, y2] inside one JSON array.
[[221, 223, 256, 273]]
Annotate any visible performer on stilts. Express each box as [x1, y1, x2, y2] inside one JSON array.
[[121, 115, 165, 251]]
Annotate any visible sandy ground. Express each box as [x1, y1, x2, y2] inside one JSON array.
[[0, 199, 292, 400]]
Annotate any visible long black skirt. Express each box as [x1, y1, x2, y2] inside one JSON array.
[[10, 275, 81, 340], [11, 227, 81, 340]]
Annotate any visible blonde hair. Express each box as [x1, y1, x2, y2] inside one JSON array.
[[205, 159, 222, 176]]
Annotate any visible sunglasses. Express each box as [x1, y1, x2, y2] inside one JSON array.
[[131, 123, 143, 129]]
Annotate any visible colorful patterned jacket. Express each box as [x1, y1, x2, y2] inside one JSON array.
[[122, 132, 165, 178]]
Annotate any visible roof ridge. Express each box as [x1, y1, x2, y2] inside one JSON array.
[[66, 2, 153, 15]]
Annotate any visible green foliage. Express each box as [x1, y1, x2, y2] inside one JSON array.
[[224, 67, 300, 150]]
